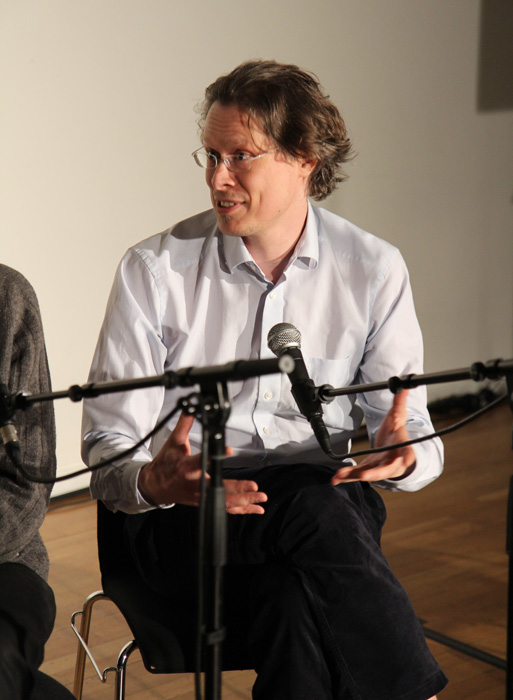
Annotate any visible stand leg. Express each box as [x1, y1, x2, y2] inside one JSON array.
[[205, 483, 227, 700], [506, 420, 513, 699], [506, 378, 513, 699]]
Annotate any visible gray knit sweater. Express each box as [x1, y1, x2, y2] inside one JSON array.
[[0, 264, 56, 580]]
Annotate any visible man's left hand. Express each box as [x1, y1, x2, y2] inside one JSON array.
[[331, 389, 416, 485]]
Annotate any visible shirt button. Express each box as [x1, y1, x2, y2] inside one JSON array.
[[264, 391, 273, 400], [263, 426, 270, 435], [269, 291, 276, 299]]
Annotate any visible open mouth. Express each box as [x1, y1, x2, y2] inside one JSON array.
[[216, 200, 243, 212]]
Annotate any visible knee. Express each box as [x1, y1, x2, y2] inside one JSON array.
[[273, 483, 382, 567]]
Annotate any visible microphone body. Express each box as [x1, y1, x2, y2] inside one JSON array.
[[0, 422, 22, 468], [0, 382, 23, 468], [267, 323, 332, 454]]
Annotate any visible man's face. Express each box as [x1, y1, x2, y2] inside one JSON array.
[[202, 102, 313, 243]]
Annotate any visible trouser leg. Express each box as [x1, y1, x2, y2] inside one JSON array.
[[223, 464, 447, 700], [248, 564, 335, 700], [0, 563, 55, 700]]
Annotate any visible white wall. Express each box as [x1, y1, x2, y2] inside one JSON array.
[[1, 0, 512, 495]]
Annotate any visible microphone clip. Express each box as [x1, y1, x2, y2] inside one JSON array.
[[0, 383, 15, 425], [316, 383, 335, 404]]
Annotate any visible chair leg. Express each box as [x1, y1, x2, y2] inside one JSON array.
[[114, 640, 138, 700], [71, 591, 110, 700]]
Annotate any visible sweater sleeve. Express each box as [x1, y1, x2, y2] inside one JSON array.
[[0, 265, 56, 579]]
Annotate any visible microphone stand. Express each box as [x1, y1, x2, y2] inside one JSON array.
[[8, 357, 291, 409], [317, 358, 513, 402], [0, 355, 293, 700], [318, 358, 513, 698], [197, 379, 230, 700]]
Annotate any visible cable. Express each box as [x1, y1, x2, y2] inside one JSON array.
[[1, 396, 197, 484], [6, 390, 508, 485], [324, 391, 508, 462]]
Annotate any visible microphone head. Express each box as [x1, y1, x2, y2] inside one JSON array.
[[267, 322, 301, 356]]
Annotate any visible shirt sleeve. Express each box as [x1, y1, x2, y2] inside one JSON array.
[[82, 249, 169, 513], [355, 251, 444, 492]]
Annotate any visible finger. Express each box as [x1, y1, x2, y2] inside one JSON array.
[[227, 503, 267, 515], [331, 465, 371, 485], [168, 412, 195, 451], [331, 457, 407, 485], [225, 488, 268, 511], [223, 478, 260, 494], [227, 491, 268, 506], [226, 493, 268, 514]]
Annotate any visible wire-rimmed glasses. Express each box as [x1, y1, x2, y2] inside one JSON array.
[[192, 147, 275, 172]]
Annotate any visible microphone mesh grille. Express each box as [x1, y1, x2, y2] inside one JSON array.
[[267, 322, 301, 356]]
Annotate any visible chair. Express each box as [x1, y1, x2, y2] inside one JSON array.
[[72, 501, 251, 699]]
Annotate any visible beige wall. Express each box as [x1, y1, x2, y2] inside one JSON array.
[[1, 0, 512, 494]]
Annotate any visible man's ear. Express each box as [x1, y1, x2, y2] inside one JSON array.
[[301, 156, 317, 176], [300, 156, 317, 177], [299, 156, 317, 195]]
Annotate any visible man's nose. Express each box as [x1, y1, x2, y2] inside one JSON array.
[[210, 160, 237, 188]]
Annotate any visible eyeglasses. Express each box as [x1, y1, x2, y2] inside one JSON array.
[[192, 147, 275, 172]]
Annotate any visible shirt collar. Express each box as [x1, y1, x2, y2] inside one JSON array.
[[221, 201, 319, 274]]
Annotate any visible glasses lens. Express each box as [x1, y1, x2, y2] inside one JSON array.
[[194, 149, 217, 169], [228, 154, 251, 172]]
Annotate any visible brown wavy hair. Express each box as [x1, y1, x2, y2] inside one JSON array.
[[197, 60, 353, 201]]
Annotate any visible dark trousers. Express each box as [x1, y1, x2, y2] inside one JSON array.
[[128, 463, 448, 700], [0, 563, 56, 700]]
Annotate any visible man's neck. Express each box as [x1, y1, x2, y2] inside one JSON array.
[[246, 238, 299, 284], [243, 209, 309, 284]]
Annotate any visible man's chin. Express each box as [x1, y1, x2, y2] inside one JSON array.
[[215, 214, 248, 238]]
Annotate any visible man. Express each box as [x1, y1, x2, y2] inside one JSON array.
[[0, 265, 57, 699], [83, 60, 447, 699]]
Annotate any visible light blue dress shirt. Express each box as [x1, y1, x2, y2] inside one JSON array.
[[82, 204, 443, 513]]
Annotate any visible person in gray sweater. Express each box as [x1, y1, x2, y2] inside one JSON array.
[[0, 263, 57, 698]]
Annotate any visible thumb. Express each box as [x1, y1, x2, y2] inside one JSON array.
[[389, 389, 409, 428], [168, 412, 195, 453]]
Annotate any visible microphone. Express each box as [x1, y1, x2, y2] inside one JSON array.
[[0, 422, 22, 467], [0, 383, 22, 468], [267, 323, 332, 455]]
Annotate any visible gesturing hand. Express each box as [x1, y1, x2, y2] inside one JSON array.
[[331, 390, 416, 486], [138, 412, 268, 514]]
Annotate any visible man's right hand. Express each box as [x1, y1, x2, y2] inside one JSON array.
[[138, 412, 268, 514]]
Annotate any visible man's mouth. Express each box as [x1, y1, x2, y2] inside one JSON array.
[[216, 199, 244, 213]]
